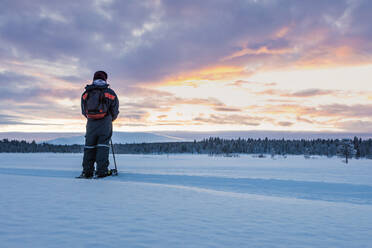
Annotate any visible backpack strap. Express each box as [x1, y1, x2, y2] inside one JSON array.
[[104, 92, 116, 100], [82, 92, 88, 100]]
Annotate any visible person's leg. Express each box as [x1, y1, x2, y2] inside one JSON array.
[[82, 133, 98, 177], [95, 122, 112, 176]]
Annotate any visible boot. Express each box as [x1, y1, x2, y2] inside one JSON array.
[[76, 171, 94, 179]]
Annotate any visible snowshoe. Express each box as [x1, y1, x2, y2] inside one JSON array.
[[76, 169, 118, 179], [93, 169, 118, 179], [93, 174, 108, 179], [109, 168, 118, 176], [76, 172, 94, 179]]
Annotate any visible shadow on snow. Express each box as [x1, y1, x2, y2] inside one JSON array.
[[1, 167, 372, 205]]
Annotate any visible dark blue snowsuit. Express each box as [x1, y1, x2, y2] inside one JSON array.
[[81, 82, 119, 176]]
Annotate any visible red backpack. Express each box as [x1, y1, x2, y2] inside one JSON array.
[[82, 89, 109, 119]]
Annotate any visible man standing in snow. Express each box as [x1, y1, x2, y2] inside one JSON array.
[[78, 71, 119, 178]]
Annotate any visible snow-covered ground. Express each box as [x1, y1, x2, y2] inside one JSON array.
[[0, 153, 371, 248]]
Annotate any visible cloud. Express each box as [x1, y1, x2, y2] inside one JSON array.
[[277, 121, 294, 127], [222, 45, 292, 61], [213, 107, 242, 112], [119, 100, 372, 129], [0, 70, 81, 100], [0, 114, 25, 125], [121, 110, 149, 121], [335, 120, 372, 133], [296, 116, 315, 124], [227, 80, 277, 87], [120, 86, 174, 98], [0, 72, 83, 122], [193, 114, 264, 126], [1, 0, 369, 86], [0, 114, 63, 126], [122, 93, 243, 117], [315, 104, 372, 118], [174, 97, 224, 107], [0, 71, 36, 84], [256, 88, 339, 98], [290, 89, 336, 97], [1, 1, 372, 132], [258, 103, 372, 119]]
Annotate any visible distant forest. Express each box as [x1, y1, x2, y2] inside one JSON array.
[[1, 137, 372, 159]]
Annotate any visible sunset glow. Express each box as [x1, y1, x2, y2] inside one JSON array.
[[1, 1, 372, 133]]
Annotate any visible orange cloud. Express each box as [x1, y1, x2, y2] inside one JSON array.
[[213, 107, 242, 112], [277, 121, 294, 127], [160, 66, 246, 86], [222, 46, 292, 61], [257, 104, 313, 115], [293, 43, 366, 69], [334, 46, 353, 58], [275, 26, 290, 38], [257, 103, 372, 121], [193, 114, 264, 126], [228, 80, 277, 87], [255, 88, 340, 98]]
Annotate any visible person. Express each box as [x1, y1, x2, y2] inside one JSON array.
[[78, 71, 119, 178]]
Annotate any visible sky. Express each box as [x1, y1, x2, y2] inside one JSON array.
[[0, 0, 372, 133]]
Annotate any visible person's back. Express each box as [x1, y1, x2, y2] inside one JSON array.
[[78, 71, 119, 178]]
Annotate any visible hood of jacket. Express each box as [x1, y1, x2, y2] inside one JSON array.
[[85, 79, 109, 91], [93, 79, 107, 86]]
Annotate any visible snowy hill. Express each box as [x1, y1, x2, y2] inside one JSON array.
[[2, 131, 372, 144], [46, 132, 185, 145]]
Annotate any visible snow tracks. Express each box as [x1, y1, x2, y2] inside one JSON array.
[[1, 167, 371, 205]]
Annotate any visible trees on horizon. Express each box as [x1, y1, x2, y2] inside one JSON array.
[[1, 137, 372, 161]]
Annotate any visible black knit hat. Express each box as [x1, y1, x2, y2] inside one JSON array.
[[93, 71, 108, 81]]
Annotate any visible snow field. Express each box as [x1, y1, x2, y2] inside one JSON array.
[[0, 153, 371, 247]]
